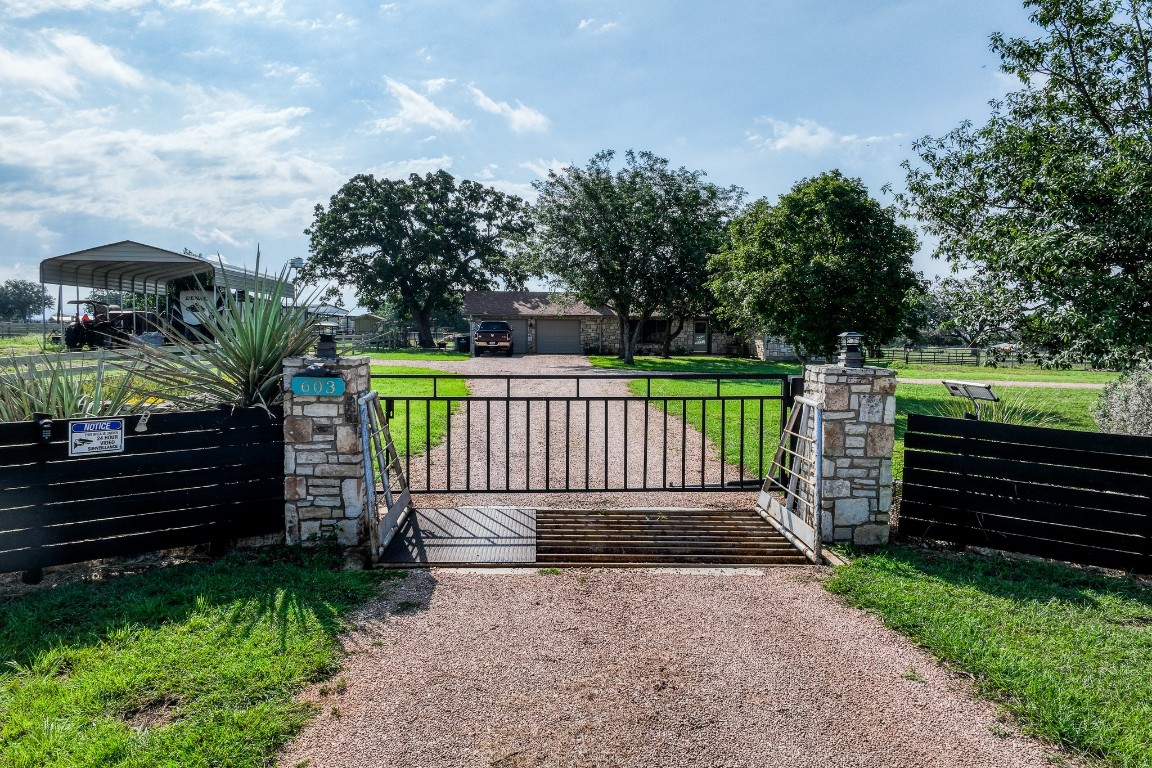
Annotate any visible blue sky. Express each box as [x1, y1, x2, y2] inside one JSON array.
[[0, 0, 1037, 309]]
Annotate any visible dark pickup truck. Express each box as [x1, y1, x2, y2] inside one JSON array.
[[473, 320, 514, 356]]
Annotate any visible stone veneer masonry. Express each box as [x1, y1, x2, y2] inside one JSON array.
[[281, 355, 372, 557], [803, 364, 897, 546]]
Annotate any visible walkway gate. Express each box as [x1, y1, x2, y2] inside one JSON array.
[[758, 395, 822, 562]]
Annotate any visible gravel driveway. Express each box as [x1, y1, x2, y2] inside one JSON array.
[[278, 355, 1075, 768], [279, 567, 1072, 768]]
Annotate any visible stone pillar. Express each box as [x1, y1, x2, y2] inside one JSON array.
[[803, 364, 896, 546], [281, 356, 372, 555]]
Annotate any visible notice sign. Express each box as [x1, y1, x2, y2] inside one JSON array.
[[68, 419, 125, 457]]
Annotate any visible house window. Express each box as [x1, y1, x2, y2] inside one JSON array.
[[639, 319, 667, 343]]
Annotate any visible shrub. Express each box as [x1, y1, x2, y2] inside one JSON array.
[[932, 390, 1060, 428], [0, 354, 141, 421], [1092, 364, 1152, 435]]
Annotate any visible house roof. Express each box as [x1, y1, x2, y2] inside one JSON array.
[[39, 240, 274, 296], [462, 291, 615, 318]]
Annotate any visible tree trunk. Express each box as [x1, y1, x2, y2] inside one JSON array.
[[660, 317, 685, 358], [623, 313, 648, 365], [415, 306, 435, 348], [617, 315, 629, 360]]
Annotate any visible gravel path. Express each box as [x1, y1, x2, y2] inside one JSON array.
[[279, 567, 1072, 768]]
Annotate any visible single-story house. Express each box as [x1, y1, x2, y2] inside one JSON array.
[[461, 291, 741, 355]]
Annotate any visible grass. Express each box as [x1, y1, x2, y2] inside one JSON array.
[[884, 360, 1119, 384], [367, 349, 470, 361], [826, 547, 1152, 768], [370, 365, 469, 457], [589, 356, 1101, 480], [0, 548, 399, 768]]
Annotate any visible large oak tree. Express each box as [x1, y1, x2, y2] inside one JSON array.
[[530, 150, 742, 364], [900, 0, 1152, 366], [304, 170, 531, 347], [710, 171, 919, 363]]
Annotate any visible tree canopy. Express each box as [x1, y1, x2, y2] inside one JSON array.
[[900, 0, 1152, 366], [530, 150, 742, 363], [303, 170, 531, 347], [710, 170, 919, 362], [0, 280, 54, 322]]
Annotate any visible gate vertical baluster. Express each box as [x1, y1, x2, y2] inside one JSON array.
[[700, 399, 707, 488], [739, 399, 746, 485], [505, 397, 511, 491], [425, 398, 431, 490], [404, 400, 412, 489], [759, 397, 766, 482], [623, 399, 628, 490], [545, 400, 551, 491], [681, 398, 687, 489], [642, 393, 649, 489], [445, 397, 452, 491], [565, 400, 571, 491], [525, 399, 531, 490], [466, 399, 472, 491], [486, 399, 492, 491], [720, 398, 726, 488], [584, 398, 591, 490], [603, 398, 609, 490], [662, 398, 669, 489]]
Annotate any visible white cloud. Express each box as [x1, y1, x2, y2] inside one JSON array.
[[469, 86, 549, 133], [475, 163, 498, 180], [747, 117, 902, 154], [0, 0, 287, 18], [364, 155, 454, 179], [373, 77, 468, 133], [577, 18, 617, 33], [265, 62, 318, 88], [0, 96, 344, 247], [423, 77, 452, 94], [0, 30, 145, 99], [520, 158, 569, 178]]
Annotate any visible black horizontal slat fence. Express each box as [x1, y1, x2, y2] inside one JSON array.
[[900, 413, 1152, 572], [0, 407, 284, 574]]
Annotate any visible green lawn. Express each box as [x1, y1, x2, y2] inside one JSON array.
[[590, 356, 1101, 480], [370, 365, 469, 457], [0, 549, 398, 768], [827, 548, 1152, 768], [367, 349, 470, 361], [885, 360, 1119, 384]]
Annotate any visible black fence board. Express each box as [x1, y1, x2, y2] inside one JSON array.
[[2, 454, 283, 508], [900, 499, 1144, 553], [0, 407, 285, 574], [898, 516, 1146, 572], [904, 431, 1152, 476], [907, 413, 1152, 457], [902, 483, 1146, 536], [901, 414, 1152, 573], [903, 464, 1149, 516], [905, 449, 1151, 497], [0, 477, 284, 533]]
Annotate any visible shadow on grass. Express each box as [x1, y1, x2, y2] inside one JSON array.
[[843, 544, 1152, 616], [0, 546, 420, 668]]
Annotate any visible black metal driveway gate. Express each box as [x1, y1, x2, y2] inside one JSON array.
[[370, 372, 796, 494]]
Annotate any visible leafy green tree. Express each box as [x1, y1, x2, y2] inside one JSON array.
[[304, 170, 531, 347], [710, 171, 919, 363], [899, 0, 1152, 366], [928, 273, 1026, 348], [530, 150, 742, 364], [0, 280, 54, 322]]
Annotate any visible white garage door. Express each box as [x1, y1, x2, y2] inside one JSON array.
[[536, 319, 582, 354]]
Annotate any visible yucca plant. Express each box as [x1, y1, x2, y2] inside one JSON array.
[[0, 354, 142, 422], [122, 254, 317, 409], [932, 389, 1061, 428]]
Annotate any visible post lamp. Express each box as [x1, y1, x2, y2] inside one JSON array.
[[315, 321, 339, 360], [837, 331, 865, 368]]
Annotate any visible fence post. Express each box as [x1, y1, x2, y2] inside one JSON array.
[[281, 354, 373, 563], [803, 363, 897, 546]]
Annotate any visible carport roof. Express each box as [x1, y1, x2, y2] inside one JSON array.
[[463, 291, 615, 318], [39, 240, 272, 295]]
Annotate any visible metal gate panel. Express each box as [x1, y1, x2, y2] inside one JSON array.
[[757, 395, 822, 562], [536, 319, 581, 354]]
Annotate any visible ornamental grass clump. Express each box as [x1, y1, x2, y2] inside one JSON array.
[[931, 389, 1061, 428], [1092, 363, 1152, 436], [123, 255, 316, 410], [0, 354, 141, 422]]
